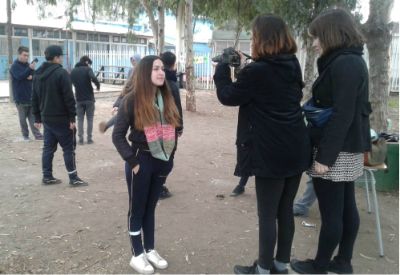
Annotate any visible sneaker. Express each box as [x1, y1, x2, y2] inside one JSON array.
[[99, 121, 107, 133], [35, 135, 44, 141], [130, 253, 154, 274], [328, 256, 353, 274], [42, 177, 62, 185], [230, 185, 245, 197], [69, 177, 89, 187], [87, 139, 94, 144], [271, 264, 289, 274], [78, 139, 84, 145], [290, 259, 327, 274], [23, 136, 30, 141], [159, 186, 172, 199], [146, 250, 168, 269], [234, 261, 259, 274]]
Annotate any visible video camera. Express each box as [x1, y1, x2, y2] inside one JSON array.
[[212, 47, 251, 68]]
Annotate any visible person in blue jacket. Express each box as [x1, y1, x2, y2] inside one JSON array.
[[10, 46, 43, 140]]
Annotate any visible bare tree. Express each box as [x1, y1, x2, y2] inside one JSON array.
[[184, 0, 195, 111], [7, 0, 13, 103], [157, 0, 165, 54], [362, 0, 394, 132]]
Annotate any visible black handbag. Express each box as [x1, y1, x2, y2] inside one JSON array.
[[303, 98, 333, 127]]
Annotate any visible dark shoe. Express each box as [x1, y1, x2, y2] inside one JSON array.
[[78, 139, 84, 145], [23, 136, 30, 141], [69, 177, 88, 187], [99, 121, 107, 133], [35, 135, 44, 140], [328, 256, 353, 274], [42, 177, 62, 185], [234, 261, 259, 274], [293, 210, 308, 217], [87, 139, 94, 144], [159, 186, 172, 199], [270, 265, 289, 274], [230, 185, 245, 197], [290, 259, 327, 274]]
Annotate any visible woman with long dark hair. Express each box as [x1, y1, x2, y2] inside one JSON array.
[[112, 55, 181, 274], [214, 14, 311, 274], [290, 8, 371, 274]]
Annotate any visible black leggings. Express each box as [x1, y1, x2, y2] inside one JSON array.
[[255, 174, 302, 269], [313, 177, 360, 270], [124, 152, 173, 256]]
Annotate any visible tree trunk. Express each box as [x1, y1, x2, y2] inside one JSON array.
[[141, 0, 158, 54], [233, 23, 242, 50], [303, 35, 317, 99], [157, 0, 165, 54], [184, 0, 196, 112], [176, 0, 185, 70], [7, 0, 13, 103], [362, 0, 394, 133]]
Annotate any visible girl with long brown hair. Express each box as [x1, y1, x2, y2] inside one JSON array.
[[112, 55, 180, 274]]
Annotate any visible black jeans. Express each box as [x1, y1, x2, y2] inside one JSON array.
[[313, 177, 360, 270], [42, 121, 77, 179], [16, 104, 42, 138], [255, 174, 302, 269], [76, 101, 95, 141], [124, 151, 174, 255]]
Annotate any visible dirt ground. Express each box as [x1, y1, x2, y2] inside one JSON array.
[[0, 91, 398, 274]]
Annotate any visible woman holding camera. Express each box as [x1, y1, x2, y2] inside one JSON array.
[[290, 8, 371, 274], [112, 55, 181, 274], [214, 14, 311, 274]]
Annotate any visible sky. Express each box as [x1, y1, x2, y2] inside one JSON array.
[[0, 0, 398, 42]]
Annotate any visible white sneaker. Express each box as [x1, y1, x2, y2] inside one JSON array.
[[129, 253, 154, 274], [146, 249, 168, 269]]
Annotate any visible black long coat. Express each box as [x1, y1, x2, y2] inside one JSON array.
[[213, 55, 311, 179]]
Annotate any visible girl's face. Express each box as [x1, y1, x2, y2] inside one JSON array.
[[312, 37, 322, 55], [151, 59, 165, 87]]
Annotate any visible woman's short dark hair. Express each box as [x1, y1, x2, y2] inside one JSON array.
[[251, 14, 297, 59], [309, 8, 365, 55]]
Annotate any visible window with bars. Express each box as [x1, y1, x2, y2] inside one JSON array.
[[99, 34, 109, 42], [32, 39, 64, 56], [77, 32, 87, 41], [0, 25, 5, 35], [14, 27, 28, 37]]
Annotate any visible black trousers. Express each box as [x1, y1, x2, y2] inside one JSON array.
[[255, 174, 302, 269], [313, 177, 360, 270], [124, 151, 173, 256]]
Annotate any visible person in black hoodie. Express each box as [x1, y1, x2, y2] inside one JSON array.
[[10, 46, 43, 140], [112, 55, 181, 273], [71, 56, 100, 145], [32, 45, 87, 187], [213, 15, 311, 274], [290, 8, 371, 275], [159, 51, 183, 199]]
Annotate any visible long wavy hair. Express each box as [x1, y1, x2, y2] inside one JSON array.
[[125, 55, 180, 130]]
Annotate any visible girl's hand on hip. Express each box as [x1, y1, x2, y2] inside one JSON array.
[[315, 161, 329, 174]]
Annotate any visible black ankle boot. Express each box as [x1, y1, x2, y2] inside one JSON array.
[[290, 259, 327, 274], [328, 256, 353, 274]]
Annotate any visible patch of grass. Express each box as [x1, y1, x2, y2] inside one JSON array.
[[388, 97, 399, 109]]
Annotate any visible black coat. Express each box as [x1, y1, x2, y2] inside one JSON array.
[[310, 47, 371, 166], [32, 62, 76, 123], [10, 59, 34, 104], [70, 62, 100, 102], [213, 55, 311, 179], [165, 68, 183, 133]]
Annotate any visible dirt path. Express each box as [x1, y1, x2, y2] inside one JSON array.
[[0, 91, 398, 274]]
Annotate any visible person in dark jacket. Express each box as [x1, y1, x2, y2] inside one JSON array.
[[32, 45, 87, 187], [70, 56, 100, 145], [214, 15, 311, 274], [159, 51, 184, 199], [112, 55, 181, 274], [290, 8, 371, 275], [10, 46, 43, 140]]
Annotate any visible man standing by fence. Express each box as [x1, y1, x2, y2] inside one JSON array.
[[10, 46, 43, 141], [71, 56, 100, 145], [32, 45, 87, 187]]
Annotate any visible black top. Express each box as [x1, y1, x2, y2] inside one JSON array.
[[32, 62, 76, 123], [310, 47, 371, 166], [213, 55, 311, 178], [70, 62, 100, 102], [10, 59, 34, 104], [112, 92, 182, 169], [165, 68, 183, 133]]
